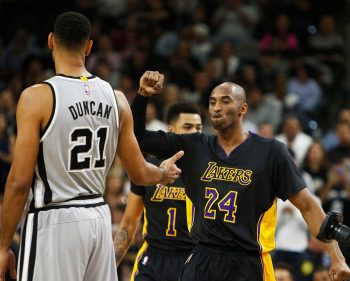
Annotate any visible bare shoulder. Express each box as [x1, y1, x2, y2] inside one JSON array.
[[114, 90, 129, 112], [20, 83, 52, 106], [18, 83, 53, 126]]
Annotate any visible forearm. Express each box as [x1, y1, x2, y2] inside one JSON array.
[[299, 198, 345, 262], [114, 221, 139, 266], [0, 178, 30, 251], [131, 94, 148, 142]]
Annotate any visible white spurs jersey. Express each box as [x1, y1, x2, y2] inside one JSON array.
[[30, 74, 119, 209]]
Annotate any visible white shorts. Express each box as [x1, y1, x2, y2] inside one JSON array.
[[17, 198, 118, 281]]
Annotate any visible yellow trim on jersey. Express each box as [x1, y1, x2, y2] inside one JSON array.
[[130, 241, 149, 281], [186, 197, 194, 232], [260, 252, 276, 281], [142, 208, 148, 237], [257, 198, 277, 253]]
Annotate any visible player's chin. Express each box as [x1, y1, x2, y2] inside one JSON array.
[[211, 120, 224, 130]]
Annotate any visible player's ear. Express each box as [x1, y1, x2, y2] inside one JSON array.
[[48, 32, 54, 49], [239, 103, 248, 116], [85, 39, 93, 56]]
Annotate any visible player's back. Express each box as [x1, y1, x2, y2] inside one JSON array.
[[30, 74, 119, 209]]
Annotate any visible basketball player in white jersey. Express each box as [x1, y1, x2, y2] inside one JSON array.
[[0, 12, 183, 281]]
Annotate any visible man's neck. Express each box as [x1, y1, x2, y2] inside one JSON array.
[[217, 128, 249, 156], [54, 51, 91, 77]]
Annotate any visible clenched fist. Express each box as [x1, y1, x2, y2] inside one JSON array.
[[139, 70, 165, 97]]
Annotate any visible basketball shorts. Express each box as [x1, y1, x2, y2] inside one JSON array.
[[179, 242, 275, 281], [17, 198, 117, 281], [131, 243, 192, 281]]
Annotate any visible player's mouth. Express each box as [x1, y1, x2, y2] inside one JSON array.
[[211, 114, 222, 119]]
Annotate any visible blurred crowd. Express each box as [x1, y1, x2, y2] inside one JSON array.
[[0, 0, 349, 280]]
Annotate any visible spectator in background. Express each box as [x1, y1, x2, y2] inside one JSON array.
[[161, 83, 182, 120], [0, 28, 40, 75], [236, 63, 262, 90], [267, 73, 302, 117], [258, 122, 274, 138], [302, 141, 329, 196], [318, 161, 350, 226], [274, 263, 295, 281], [307, 15, 346, 86], [322, 108, 350, 151], [145, 101, 167, 131], [276, 116, 313, 168], [327, 121, 350, 164], [0, 112, 14, 194], [93, 59, 120, 87], [87, 34, 124, 72], [0, 90, 16, 136], [260, 14, 299, 57], [211, 0, 259, 44], [287, 64, 322, 120], [104, 169, 128, 209], [245, 86, 282, 132], [190, 23, 213, 67], [213, 41, 241, 82], [168, 39, 201, 90]]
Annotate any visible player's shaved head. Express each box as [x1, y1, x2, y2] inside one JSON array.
[[211, 82, 246, 104]]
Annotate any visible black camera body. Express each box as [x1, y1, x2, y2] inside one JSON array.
[[317, 212, 350, 246]]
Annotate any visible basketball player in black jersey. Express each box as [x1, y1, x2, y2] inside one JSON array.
[[0, 13, 182, 281], [131, 71, 350, 281], [114, 102, 202, 281]]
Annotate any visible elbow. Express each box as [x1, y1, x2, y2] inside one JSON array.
[[6, 174, 31, 195]]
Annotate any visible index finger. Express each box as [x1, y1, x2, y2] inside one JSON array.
[[169, 150, 184, 163]]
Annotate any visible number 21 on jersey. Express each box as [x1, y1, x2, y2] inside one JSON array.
[[69, 126, 109, 171]]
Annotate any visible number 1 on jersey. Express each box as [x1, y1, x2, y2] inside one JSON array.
[[166, 207, 177, 236]]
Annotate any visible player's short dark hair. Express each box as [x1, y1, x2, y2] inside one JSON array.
[[166, 102, 201, 125], [54, 11, 92, 50]]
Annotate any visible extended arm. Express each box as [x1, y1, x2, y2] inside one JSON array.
[[290, 188, 350, 281], [114, 192, 144, 266], [115, 90, 182, 185]]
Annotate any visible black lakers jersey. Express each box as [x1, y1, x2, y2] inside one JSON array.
[[131, 157, 195, 252], [138, 131, 306, 253]]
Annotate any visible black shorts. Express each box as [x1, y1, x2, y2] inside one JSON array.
[[131, 243, 192, 281], [179, 243, 275, 281]]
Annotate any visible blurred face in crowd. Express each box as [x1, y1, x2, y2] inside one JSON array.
[[306, 142, 325, 165], [283, 117, 301, 142], [274, 268, 294, 281], [336, 122, 350, 145], [258, 122, 274, 138]]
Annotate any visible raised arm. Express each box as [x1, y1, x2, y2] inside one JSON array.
[[289, 188, 350, 281], [115, 90, 182, 186], [131, 71, 185, 158], [114, 192, 144, 266]]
